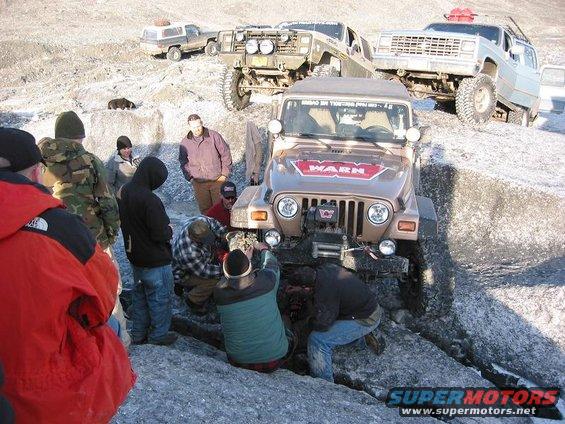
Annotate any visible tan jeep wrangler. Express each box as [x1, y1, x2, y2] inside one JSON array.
[[232, 77, 441, 315], [217, 21, 376, 110]]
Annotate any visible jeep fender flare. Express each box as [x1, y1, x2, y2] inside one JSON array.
[[478, 58, 498, 80], [317, 52, 342, 73]]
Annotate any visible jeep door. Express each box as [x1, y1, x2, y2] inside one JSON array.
[[184, 25, 202, 51], [341, 27, 374, 78], [512, 42, 541, 110]]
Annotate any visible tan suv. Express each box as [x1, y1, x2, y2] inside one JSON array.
[[232, 77, 441, 315]]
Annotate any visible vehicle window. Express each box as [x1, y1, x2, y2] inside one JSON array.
[[143, 29, 159, 40], [541, 67, 565, 87], [523, 46, 537, 69], [347, 29, 362, 54], [163, 27, 183, 38], [361, 38, 372, 60], [282, 99, 410, 142], [185, 25, 199, 36], [503, 32, 518, 61], [277, 22, 344, 41], [425, 23, 501, 45]]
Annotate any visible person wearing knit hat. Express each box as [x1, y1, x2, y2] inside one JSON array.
[[38, 111, 130, 348], [106, 135, 141, 194], [214, 242, 292, 372]]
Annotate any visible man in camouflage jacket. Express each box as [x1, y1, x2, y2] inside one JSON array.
[[39, 111, 120, 249]]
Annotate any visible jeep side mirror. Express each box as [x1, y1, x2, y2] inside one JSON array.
[[510, 45, 525, 56], [268, 119, 282, 135]]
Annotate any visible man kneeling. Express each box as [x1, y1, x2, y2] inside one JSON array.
[[214, 244, 291, 372], [292, 264, 385, 382]]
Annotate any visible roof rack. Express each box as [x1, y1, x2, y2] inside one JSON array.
[[443, 8, 531, 44]]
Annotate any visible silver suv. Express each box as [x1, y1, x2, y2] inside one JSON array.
[[373, 15, 540, 126]]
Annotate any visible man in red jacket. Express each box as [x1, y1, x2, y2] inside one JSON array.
[[205, 180, 237, 230], [0, 128, 135, 423]]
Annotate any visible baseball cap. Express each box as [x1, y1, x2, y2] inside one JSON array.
[[0, 128, 44, 172], [188, 219, 215, 246], [220, 181, 237, 198]]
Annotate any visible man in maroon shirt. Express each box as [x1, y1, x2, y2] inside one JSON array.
[[206, 181, 237, 230]]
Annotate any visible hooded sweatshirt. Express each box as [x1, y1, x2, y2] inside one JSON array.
[[0, 170, 135, 423], [119, 157, 172, 267], [38, 137, 120, 249]]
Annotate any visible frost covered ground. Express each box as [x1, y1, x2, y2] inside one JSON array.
[[1, 0, 564, 422]]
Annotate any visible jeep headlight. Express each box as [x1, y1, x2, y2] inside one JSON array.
[[367, 202, 389, 225], [245, 39, 259, 54], [277, 197, 299, 219], [280, 33, 290, 43], [235, 32, 245, 42], [379, 35, 393, 47], [461, 40, 476, 52], [259, 39, 275, 54], [378, 239, 396, 256], [265, 229, 281, 247]]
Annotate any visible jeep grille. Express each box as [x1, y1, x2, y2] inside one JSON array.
[[302, 197, 365, 237], [234, 33, 299, 54], [390, 35, 463, 57]]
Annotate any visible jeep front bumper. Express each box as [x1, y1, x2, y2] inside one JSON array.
[[219, 53, 307, 71], [373, 55, 478, 76]]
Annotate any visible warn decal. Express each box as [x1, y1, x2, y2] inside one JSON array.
[[291, 160, 387, 180], [318, 209, 335, 219]]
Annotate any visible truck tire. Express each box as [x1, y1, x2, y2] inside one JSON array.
[[220, 67, 251, 111], [507, 106, 530, 126], [311, 64, 339, 77], [455, 74, 496, 127], [166, 47, 182, 62], [205, 41, 219, 56], [397, 240, 452, 318]]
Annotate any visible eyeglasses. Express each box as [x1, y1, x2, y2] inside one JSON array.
[[224, 197, 237, 202]]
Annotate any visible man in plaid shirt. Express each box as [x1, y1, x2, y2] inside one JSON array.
[[172, 216, 227, 314]]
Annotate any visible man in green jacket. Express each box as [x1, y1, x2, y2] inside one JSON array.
[[214, 243, 290, 372]]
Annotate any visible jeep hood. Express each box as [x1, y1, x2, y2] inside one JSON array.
[[266, 151, 411, 206]]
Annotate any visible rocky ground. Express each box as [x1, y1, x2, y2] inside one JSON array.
[[1, 0, 564, 422]]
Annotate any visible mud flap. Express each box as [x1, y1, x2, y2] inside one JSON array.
[[416, 195, 437, 239]]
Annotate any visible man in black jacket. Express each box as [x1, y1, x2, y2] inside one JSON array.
[[118, 157, 177, 346], [292, 264, 384, 382]]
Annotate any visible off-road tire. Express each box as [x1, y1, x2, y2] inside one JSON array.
[[311, 64, 339, 77], [205, 41, 219, 56], [455, 74, 497, 127], [166, 47, 182, 62], [397, 240, 452, 318], [220, 67, 251, 111], [507, 106, 530, 126]]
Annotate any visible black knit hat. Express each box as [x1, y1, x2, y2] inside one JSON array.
[[54, 111, 85, 139], [223, 249, 251, 278], [116, 135, 132, 150], [0, 128, 44, 172]]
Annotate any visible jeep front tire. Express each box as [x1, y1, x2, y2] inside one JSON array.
[[220, 67, 251, 111], [166, 47, 182, 62], [311, 64, 340, 77], [455, 74, 496, 127], [205, 41, 219, 56]]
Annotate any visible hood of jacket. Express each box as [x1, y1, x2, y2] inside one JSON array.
[[38, 137, 87, 165], [0, 170, 62, 241], [131, 157, 168, 190]]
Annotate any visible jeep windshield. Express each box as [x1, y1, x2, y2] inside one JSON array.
[[425, 23, 501, 45], [277, 21, 344, 40], [282, 99, 410, 143]]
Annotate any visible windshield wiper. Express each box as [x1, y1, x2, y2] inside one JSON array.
[[354, 136, 397, 156], [296, 133, 332, 150]]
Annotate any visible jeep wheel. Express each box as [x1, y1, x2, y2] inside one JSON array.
[[507, 106, 530, 127], [397, 240, 452, 318], [166, 47, 182, 62], [220, 67, 251, 111], [455, 74, 496, 127], [205, 41, 219, 56], [311, 64, 339, 77]]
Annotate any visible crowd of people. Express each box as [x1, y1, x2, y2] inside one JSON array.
[[0, 111, 384, 422]]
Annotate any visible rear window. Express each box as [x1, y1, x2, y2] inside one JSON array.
[[541, 67, 565, 87], [143, 29, 159, 40]]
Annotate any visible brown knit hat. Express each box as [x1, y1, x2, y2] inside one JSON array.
[[188, 219, 215, 246]]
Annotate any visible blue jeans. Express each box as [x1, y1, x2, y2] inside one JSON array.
[[308, 319, 379, 383], [131, 264, 173, 343]]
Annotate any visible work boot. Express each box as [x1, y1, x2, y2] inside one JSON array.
[[148, 332, 178, 346], [365, 332, 386, 355], [185, 297, 208, 316]]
